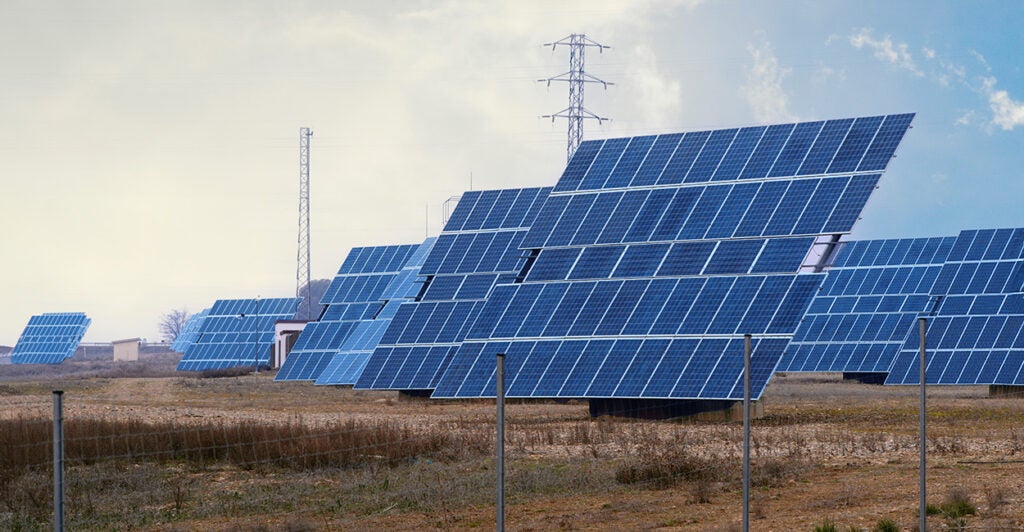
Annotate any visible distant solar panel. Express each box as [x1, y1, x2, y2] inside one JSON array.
[[314, 238, 436, 385], [11, 312, 91, 364], [176, 298, 300, 372], [355, 187, 551, 391], [170, 308, 210, 353], [275, 242, 425, 381], [886, 228, 1024, 385], [433, 114, 914, 401], [780, 236, 956, 374]]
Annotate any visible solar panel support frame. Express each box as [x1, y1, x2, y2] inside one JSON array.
[[496, 352, 506, 532], [742, 334, 751, 532], [918, 317, 927, 532]]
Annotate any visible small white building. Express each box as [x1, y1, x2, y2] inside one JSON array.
[[112, 338, 140, 362], [273, 321, 309, 369]]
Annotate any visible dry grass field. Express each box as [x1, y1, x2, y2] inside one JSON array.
[[1, 357, 1023, 531]]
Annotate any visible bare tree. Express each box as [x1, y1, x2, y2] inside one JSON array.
[[296, 278, 331, 320], [160, 308, 191, 343]]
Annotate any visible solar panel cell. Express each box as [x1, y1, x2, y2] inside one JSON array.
[[567, 246, 624, 280], [713, 126, 764, 181], [605, 136, 656, 189], [686, 129, 738, 182], [660, 131, 709, 185], [553, 141, 602, 192], [632, 133, 682, 186], [799, 118, 854, 175], [740, 123, 794, 180]]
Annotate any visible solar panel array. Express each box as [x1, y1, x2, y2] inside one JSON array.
[[170, 308, 210, 353], [314, 238, 436, 385], [432, 114, 914, 400], [176, 298, 301, 371], [275, 243, 425, 381], [355, 187, 551, 391], [780, 236, 955, 374], [887, 228, 1024, 385], [11, 312, 92, 364]]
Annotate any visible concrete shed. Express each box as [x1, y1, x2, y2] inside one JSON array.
[[112, 338, 140, 362]]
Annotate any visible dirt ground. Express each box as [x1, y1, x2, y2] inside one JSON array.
[[1, 360, 1023, 531]]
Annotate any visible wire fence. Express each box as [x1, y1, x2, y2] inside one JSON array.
[[2, 369, 1023, 530]]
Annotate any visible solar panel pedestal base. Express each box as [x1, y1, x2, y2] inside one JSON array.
[[842, 372, 887, 385], [989, 385, 1024, 399], [587, 398, 764, 421], [398, 390, 433, 399]]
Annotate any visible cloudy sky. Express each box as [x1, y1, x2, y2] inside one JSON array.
[[2, 0, 1024, 345]]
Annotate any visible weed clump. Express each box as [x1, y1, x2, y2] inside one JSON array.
[[939, 487, 976, 518], [199, 366, 254, 379], [874, 518, 898, 532], [813, 518, 837, 532], [614, 447, 731, 489]]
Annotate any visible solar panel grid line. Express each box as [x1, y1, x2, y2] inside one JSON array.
[[657, 132, 705, 186], [629, 134, 679, 187], [828, 116, 882, 174], [713, 125, 766, 181], [741, 123, 795, 180], [602, 136, 651, 190]]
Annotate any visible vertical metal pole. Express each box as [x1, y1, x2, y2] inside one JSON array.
[[254, 297, 261, 374], [742, 335, 751, 532], [53, 390, 64, 532], [496, 353, 505, 532], [919, 317, 927, 532]]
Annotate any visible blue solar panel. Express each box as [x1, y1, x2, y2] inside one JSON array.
[[431, 114, 914, 401], [170, 308, 210, 353], [11, 312, 91, 364], [313, 239, 436, 385], [779, 236, 956, 375], [354, 187, 551, 391], [276, 241, 428, 382], [176, 298, 300, 372], [886, 228, 1024, 385], [546, 114, 911, 194], [522, 175, 883, 249]]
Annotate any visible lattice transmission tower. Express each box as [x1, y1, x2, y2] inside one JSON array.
[[539, 34, 613, 162], [297, 127, 313, 320]]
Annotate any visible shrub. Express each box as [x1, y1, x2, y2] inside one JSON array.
[[614, 448, 731, 489], [813, 519, 837, 532], [199, 366, 254, 378], [874, 518, 898, 532], [939, 487, 976, 518]]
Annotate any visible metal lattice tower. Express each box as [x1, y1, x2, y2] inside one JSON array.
[[539, 34, 612, 162], [297, 127, 313, 320]]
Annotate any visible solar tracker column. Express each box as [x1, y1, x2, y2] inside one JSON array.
[[742, 335, 751, 532], [496, 353, 505, 532], [53, 390, 64, 532], [918, 317, 927, 532]]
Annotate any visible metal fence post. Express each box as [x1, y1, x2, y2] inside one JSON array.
[[742, 335, 751, 532], [53, 390, 64, 532], [496, 353, 505, 532], [919, 317, 927, 532]]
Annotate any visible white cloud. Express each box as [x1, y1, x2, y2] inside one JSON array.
[[812, 63, 846, 84], [983, 77, 1024, 130], [954, 110, 977, 126], [971, 50, 992, 72], [740, 38, 797, 123], [922, 47, 936, 60], [848, 28, 922, 76], [625, 44, 682, 127]]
